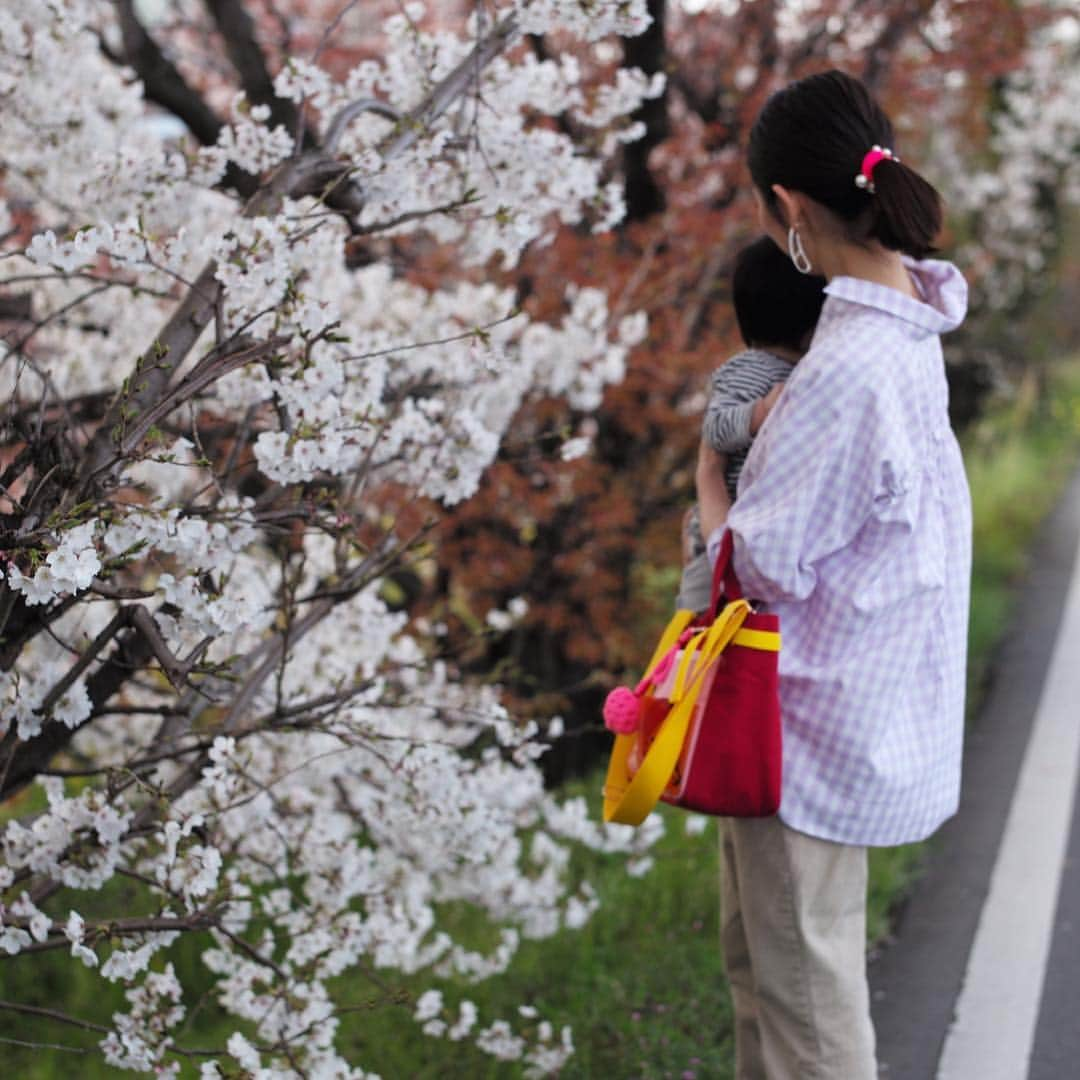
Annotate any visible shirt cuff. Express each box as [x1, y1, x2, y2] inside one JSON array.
[[705, 526, 726, 567]]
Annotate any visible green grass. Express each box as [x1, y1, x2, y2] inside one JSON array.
[[965, 360, 1080, 708], [4, 358, 1080, 1078], [336, 805, 736, 1080]]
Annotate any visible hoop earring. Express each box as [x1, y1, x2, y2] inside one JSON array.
[[787, 226, 813, 275]]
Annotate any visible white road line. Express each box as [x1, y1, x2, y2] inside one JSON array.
[[937, 544, 1080, 1080]]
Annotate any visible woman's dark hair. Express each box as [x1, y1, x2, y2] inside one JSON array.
[[748, 70, 942, 257], [733, 237, 826, 351]]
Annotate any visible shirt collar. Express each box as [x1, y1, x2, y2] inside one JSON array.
[[823, 257, 968, 335]]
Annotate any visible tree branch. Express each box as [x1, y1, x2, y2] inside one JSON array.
[[622, 0, 668, 222], [0, 1000, 109, 1035], [323, 98, 404, 154], [3, 912, 219, 960], [204, 0, 309, 144], [76, 259, 222, 491], [113, 0, 225, 147], [117, 334, 290, 458], [0, 604, 196, 799], [108, 0, 258, 197]]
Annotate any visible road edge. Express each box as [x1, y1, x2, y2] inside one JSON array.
[[868, 462, 1080, 1080]]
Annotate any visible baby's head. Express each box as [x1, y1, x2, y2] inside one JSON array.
[[733, 236, 826, 355]]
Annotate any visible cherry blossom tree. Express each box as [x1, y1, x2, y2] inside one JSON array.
[[0, 1, 664, 1073], [934, 9, 1080, 314], [3, 0, 1078, 1073]]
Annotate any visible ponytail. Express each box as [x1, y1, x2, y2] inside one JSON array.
[[866, 157, 942, 257], [748, 70, 944, 258]]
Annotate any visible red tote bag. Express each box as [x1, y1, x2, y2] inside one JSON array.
[[603, 530, 782, 824]]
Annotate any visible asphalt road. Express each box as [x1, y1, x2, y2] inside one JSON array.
[[869, 463, 1080, 1080]]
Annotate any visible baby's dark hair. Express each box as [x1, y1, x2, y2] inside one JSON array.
[[748, 69, 943, 257], [733, 236, 826, 352]]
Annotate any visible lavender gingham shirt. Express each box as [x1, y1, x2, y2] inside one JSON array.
[[707, 258, 971, 847]]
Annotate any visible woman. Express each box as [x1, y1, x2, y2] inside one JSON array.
[[696, 70, 970, 1079]]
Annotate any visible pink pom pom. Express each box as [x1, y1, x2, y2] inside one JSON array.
[[603, 687, 640, 734]]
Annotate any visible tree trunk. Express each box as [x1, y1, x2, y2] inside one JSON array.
[[623, 0, 668, 222]]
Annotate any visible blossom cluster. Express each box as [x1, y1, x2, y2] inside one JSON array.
[[5, 522, 101, 607], [930, 15, 1080, 309], [0, 0, 664, 1075]]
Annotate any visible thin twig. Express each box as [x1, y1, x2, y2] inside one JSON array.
[[0, 1034, 90, 1054], [0, 1000, 110, 1034]]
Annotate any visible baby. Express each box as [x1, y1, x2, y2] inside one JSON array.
[[678, 236, 826, 611], [603, 238, 826, 752]]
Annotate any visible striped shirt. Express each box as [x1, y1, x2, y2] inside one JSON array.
[[703, 348, 796, 501], [678, 349, 795, 611], [708, 258, 971, 847]]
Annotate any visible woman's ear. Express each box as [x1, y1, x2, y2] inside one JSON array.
[[770, 184, 802, 229], [754, 188, 787, 251]]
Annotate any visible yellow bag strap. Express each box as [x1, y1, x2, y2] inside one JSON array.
[[661, 606, 747, 709], [642, 609, 695, 679], [602, 599, 750, 825], [732, 627, 781, 652], [671, 629, 708, 702]]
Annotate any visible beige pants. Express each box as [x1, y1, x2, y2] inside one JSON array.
[[720, 816, 878, 1080]]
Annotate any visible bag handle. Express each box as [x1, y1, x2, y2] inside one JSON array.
[[602, 598, 750, 825], [708, 528, 743, 618]]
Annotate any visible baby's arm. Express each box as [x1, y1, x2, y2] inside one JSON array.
[[703, 362, 784, 452], [750, 383, 784, 434], [702, 389, 755, 453]]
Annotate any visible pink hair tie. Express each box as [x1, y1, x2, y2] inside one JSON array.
[[854, 144, 898, 194]]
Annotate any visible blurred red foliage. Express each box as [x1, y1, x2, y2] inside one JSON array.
[[424, 0, 1054, 763]]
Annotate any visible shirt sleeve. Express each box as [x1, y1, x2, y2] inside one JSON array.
[[702, 356, 774, 453], [724, 351, 917, 604], [705, 525, 726, 568], [702, 394, 755, 453], [677, 551, 714, 612]]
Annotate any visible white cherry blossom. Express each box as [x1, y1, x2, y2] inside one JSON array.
[[0, 1, 660, 1074]]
